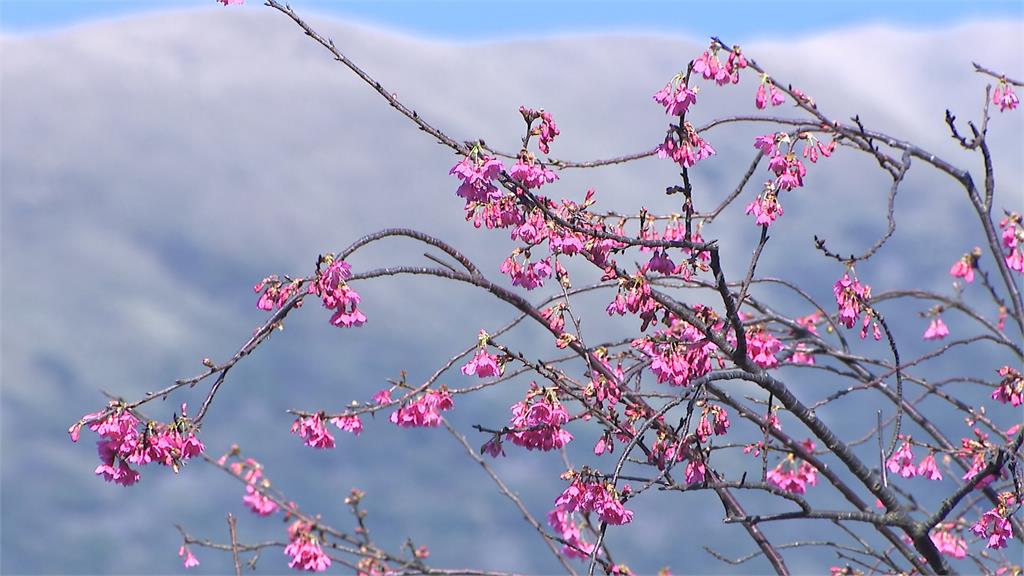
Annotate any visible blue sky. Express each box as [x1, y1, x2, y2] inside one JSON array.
[[3, 0, 1023, 39]]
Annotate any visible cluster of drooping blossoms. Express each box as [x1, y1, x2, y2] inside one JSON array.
[[461, 332, 503, 378], [755, 74, 786, 109], [284, 520, 331, 572], [656, 121, 716, 169], [833, 271, 880, 340], [653, 74, 698, 116], [691, 46, 747, 86], [632, 317, 718, 387], [765, 440, 819, 494], [744, 132, 834, 227], [229, 457, 280, 516], [993, 79, 1020, 113], [993, 366, 1023, 406], [971, 492, 1017, 550], [949, 247, 981, 283], [69, 403, 204, 486], [389, 387, 453, 428], [255, 275, 302, 311], [929, 524, 968, 559], [310, 255, 366, 327], [554, 473, 634, 526], [884, 439, 943, 481], [547, 508, 595, 560], [746, 327, 783, 368], [291, 412, 363, 449], [505, 385, 573, 452], [519, 105, 560, 154], [923, 313, 950, 341], [999, 212, 1024, 272]]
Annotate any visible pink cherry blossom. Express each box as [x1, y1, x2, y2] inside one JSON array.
[[833, 272, 870, 330], [923, 317, 949, 340], [507, 391, 573, 452], [285, 521, 332, 572], [509, 159, 558, 189], [886, 442, 917, 478], [331, 414, 363, 436], [747, 329, 783, 368], [930, 525, 967, 559], [461, 348, 502, 378], [554, 480, 633, 525], [254, 275, 299, 311], [178, 545, 200, 568], [372, 389, 392, 406], [917, 453, 943, 481], [450, 154, 504, 203], [310, 257, 366, 328], [971, 508, 1013, 549], [547, 509, 595, 560], [949, 255, 975, 283], [217, 0, 243, 5], [500, 254, 552, 290], [745, 190, 784, 226], [291, 414, 335, 449], [481, 436, 504, 458], [993, 81, 1019, 112], [389, 388, 453, 428], [653, 79, 698, 116], [993, 366, 1023, 406]]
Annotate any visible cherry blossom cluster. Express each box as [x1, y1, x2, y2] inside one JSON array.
[[923, 315, 949, 340], [500, 251, 553, 290], [744, 132, 834, 226], [929, 524, 968, 559], [554, 475, 634, 526], [632, 321, 716, 387], [949, 248, 980, 283], [656, 121, 716, 169], [993, 79, 1019, 112], [231, 457, 280, 516], [284, 520, 332, 572], [746, 328, 783, 368], [254, 274, 301, 310], [506, 386, 573, 452], [833, 271, 880, 340], [462, 331, 503, 378], [691, 47, 746, 86], [69, 403, 204, 486], [766, 441, 819, 495], [546, 508, 596, 560], [999, 212, 1023, 272], [755, 77, 786, 109], [993, 365, 1023, 406], [885, 440, 943, 481], [389, 387, 453, 428], [310, 256, 366, 328], [653, 75, 698, 116], [519, 106, 560, 154], [450, 150, 505, 205], [971, 493, 1017, 550]]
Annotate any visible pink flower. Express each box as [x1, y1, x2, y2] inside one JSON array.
[[331, 415, 363, 436], [917, 453, 943, 481], [554, 480, 633, 525], [291, 414, 335, 449], [753, 134, 778, 156], [657, 123, 716, 168], [767, 459, 818, 494], [507, 392, 573, 452], [923, 317, 949, 340], [833, 272, 870, 330], [461, 348, 502, 378], [285, 521, 331, 572], [450, 154, 504, 203], [930, 525, 966, 559], [310, 257, 366, 328], [547, 509, 595, 559], [500, 255, 552, 290], [234, 459, 279, 516], [886, 442, 917, 478], [949, 254, 975, 283], [481, 436, 504, 458], [993, 366, 1024, 406], [509, 159, 558, 189], [745, 190, 784, 226], [653, 79, 698, 116], [685, 459, 706, 485], [178, 545, 200, 568], [389, 388, 453, 428], [372, 389, 392, 405], [217, 0, 243, 5], [993, 81, 1019, 113], [692, 50, 729, 85], [254, 275, 298, 311], [971, 508, 1013, 549], [747, 329, 783, 368]]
